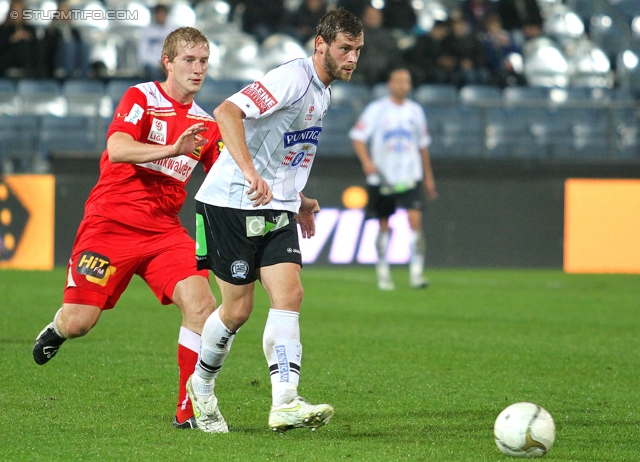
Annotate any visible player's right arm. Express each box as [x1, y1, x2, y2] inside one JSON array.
[[107, 124, 208, 164], [213, 100, 273, 207]]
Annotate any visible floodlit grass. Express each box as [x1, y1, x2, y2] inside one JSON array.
[[1, 267, 639, 461]]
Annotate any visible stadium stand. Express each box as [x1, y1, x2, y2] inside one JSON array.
[[0, 0, 637, 174]]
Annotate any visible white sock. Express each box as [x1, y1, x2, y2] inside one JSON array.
[[409, 230, 425, 278], [263, 309, 301, 406], [52, 307, 65, 338], [376, 230, 391, 274], [195, 308, 236, 394]]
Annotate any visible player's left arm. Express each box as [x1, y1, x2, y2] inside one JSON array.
[[295, 192, 320, 239], [417, 105, 437, 200], [420, 146, 437, 200]]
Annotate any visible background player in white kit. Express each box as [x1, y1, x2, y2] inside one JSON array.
[[186, 8, 365, 433], [350, 67, 438, 291]]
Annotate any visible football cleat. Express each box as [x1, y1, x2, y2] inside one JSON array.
[[410, 275, 430, 289], [172, 415, 198, 429], [268, 396, 334, 432], [186, 376, 229, 433], [377, 277, 396, 291], [33, 323, 66, 365], [376, 262, 395, 291]]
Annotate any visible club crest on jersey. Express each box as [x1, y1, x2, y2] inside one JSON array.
[[124, 103, 144, 124], [304, 104, 314, 121], [241, 81, 278, 115], [147, 118, 167, 145], [230, 260, 249, 279], [191, 133, 204, 158], [283, 126, 322, 148], [283, 144, 313, 170], [76, 251, 117, 286]]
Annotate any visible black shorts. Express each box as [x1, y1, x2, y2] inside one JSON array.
[[195, 201, 302, 285], [366, 184, 425, 219]]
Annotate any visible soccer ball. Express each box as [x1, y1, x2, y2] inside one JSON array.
[[494, 402, 556, 458]]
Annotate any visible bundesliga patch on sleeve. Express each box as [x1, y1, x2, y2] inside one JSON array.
[[241, 82, 278, 114], [124, 103, 144, 124]]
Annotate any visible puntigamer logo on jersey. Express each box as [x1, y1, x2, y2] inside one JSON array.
[[241, 81, 278, 115], [283, 127, 322, 148]]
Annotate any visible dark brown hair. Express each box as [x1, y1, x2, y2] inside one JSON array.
[[316, 7, 363, 46]]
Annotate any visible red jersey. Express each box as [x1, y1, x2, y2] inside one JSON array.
[[84, 81, 222, 231]]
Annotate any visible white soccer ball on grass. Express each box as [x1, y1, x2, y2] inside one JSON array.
[[494, 402, 556, 458]]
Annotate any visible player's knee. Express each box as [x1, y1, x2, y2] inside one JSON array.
[[220, 303, 252, 331], [283, 284, 304, 309], [61, 316, 93, 338], [183, 293, 216, 326]]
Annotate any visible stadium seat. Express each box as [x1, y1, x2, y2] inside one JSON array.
[[486, 107, 539, 158], [195, 79, 242, 114], [320, 105, 359, 157], [414, 84, 458, 108], [0, 79, 19, 116], [0, 115, 41, 172], [503, 86, 552, 105], [104, 79, 142, 117], [17, 79, 67, 116], [330, 81, 371, 112], [39, 115, 100, 159], [105, 79, 142, 103], [371, 82, 390, 99], [529, 108, 576, 157], [63, 79, 108, 117], [614, 105, 639, 158], [459, 85, 502, 105]]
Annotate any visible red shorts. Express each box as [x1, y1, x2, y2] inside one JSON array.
[[63, 216, 208, 310]]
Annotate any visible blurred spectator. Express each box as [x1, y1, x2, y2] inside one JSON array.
[[462, 0, 497, 33], [497, 0, 542, 34], [232, 0, 285, 43], [337, 0, 370, 17], [0, 0, 40, 78], [42, 2, 90, 79], [481, 14, 524, 86], [444, 17, 490, 86], [137, 5, 174, 81], [382, 0, 417, 34], [356, 5, 402, 86], [287, 0, 329, 44], [404, 20, 457, 85], [498, 0, 543, 47]]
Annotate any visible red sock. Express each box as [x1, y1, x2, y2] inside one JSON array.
[[176, 327, 201, 423]]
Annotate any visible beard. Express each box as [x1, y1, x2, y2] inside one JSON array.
[[323, 50, 354, 82]]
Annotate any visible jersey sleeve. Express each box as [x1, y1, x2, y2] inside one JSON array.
[[200, 121, 224, 173], [226, 65, 310, 119], [415, 104, 432, 148], [107, 87, 147, 141], [349, 101, 379, 142]]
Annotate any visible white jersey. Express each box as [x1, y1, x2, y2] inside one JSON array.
[[349, 96, 431, 187], [195, 57, 331, 212]]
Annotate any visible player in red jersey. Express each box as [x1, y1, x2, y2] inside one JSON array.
[[32, 27, 223, 429]]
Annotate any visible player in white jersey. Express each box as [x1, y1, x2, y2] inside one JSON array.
[[350, 67, 438, 290], [187, 8, 364, 433]]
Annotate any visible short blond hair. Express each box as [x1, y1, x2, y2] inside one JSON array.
[[161, 27, 209, 75]]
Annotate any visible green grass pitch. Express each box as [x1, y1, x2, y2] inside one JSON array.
[[1, 267, 639, 461]]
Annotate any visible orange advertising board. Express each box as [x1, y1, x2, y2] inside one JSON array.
[[0, 175, 55, 270], [564, 179, 640, 273]]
